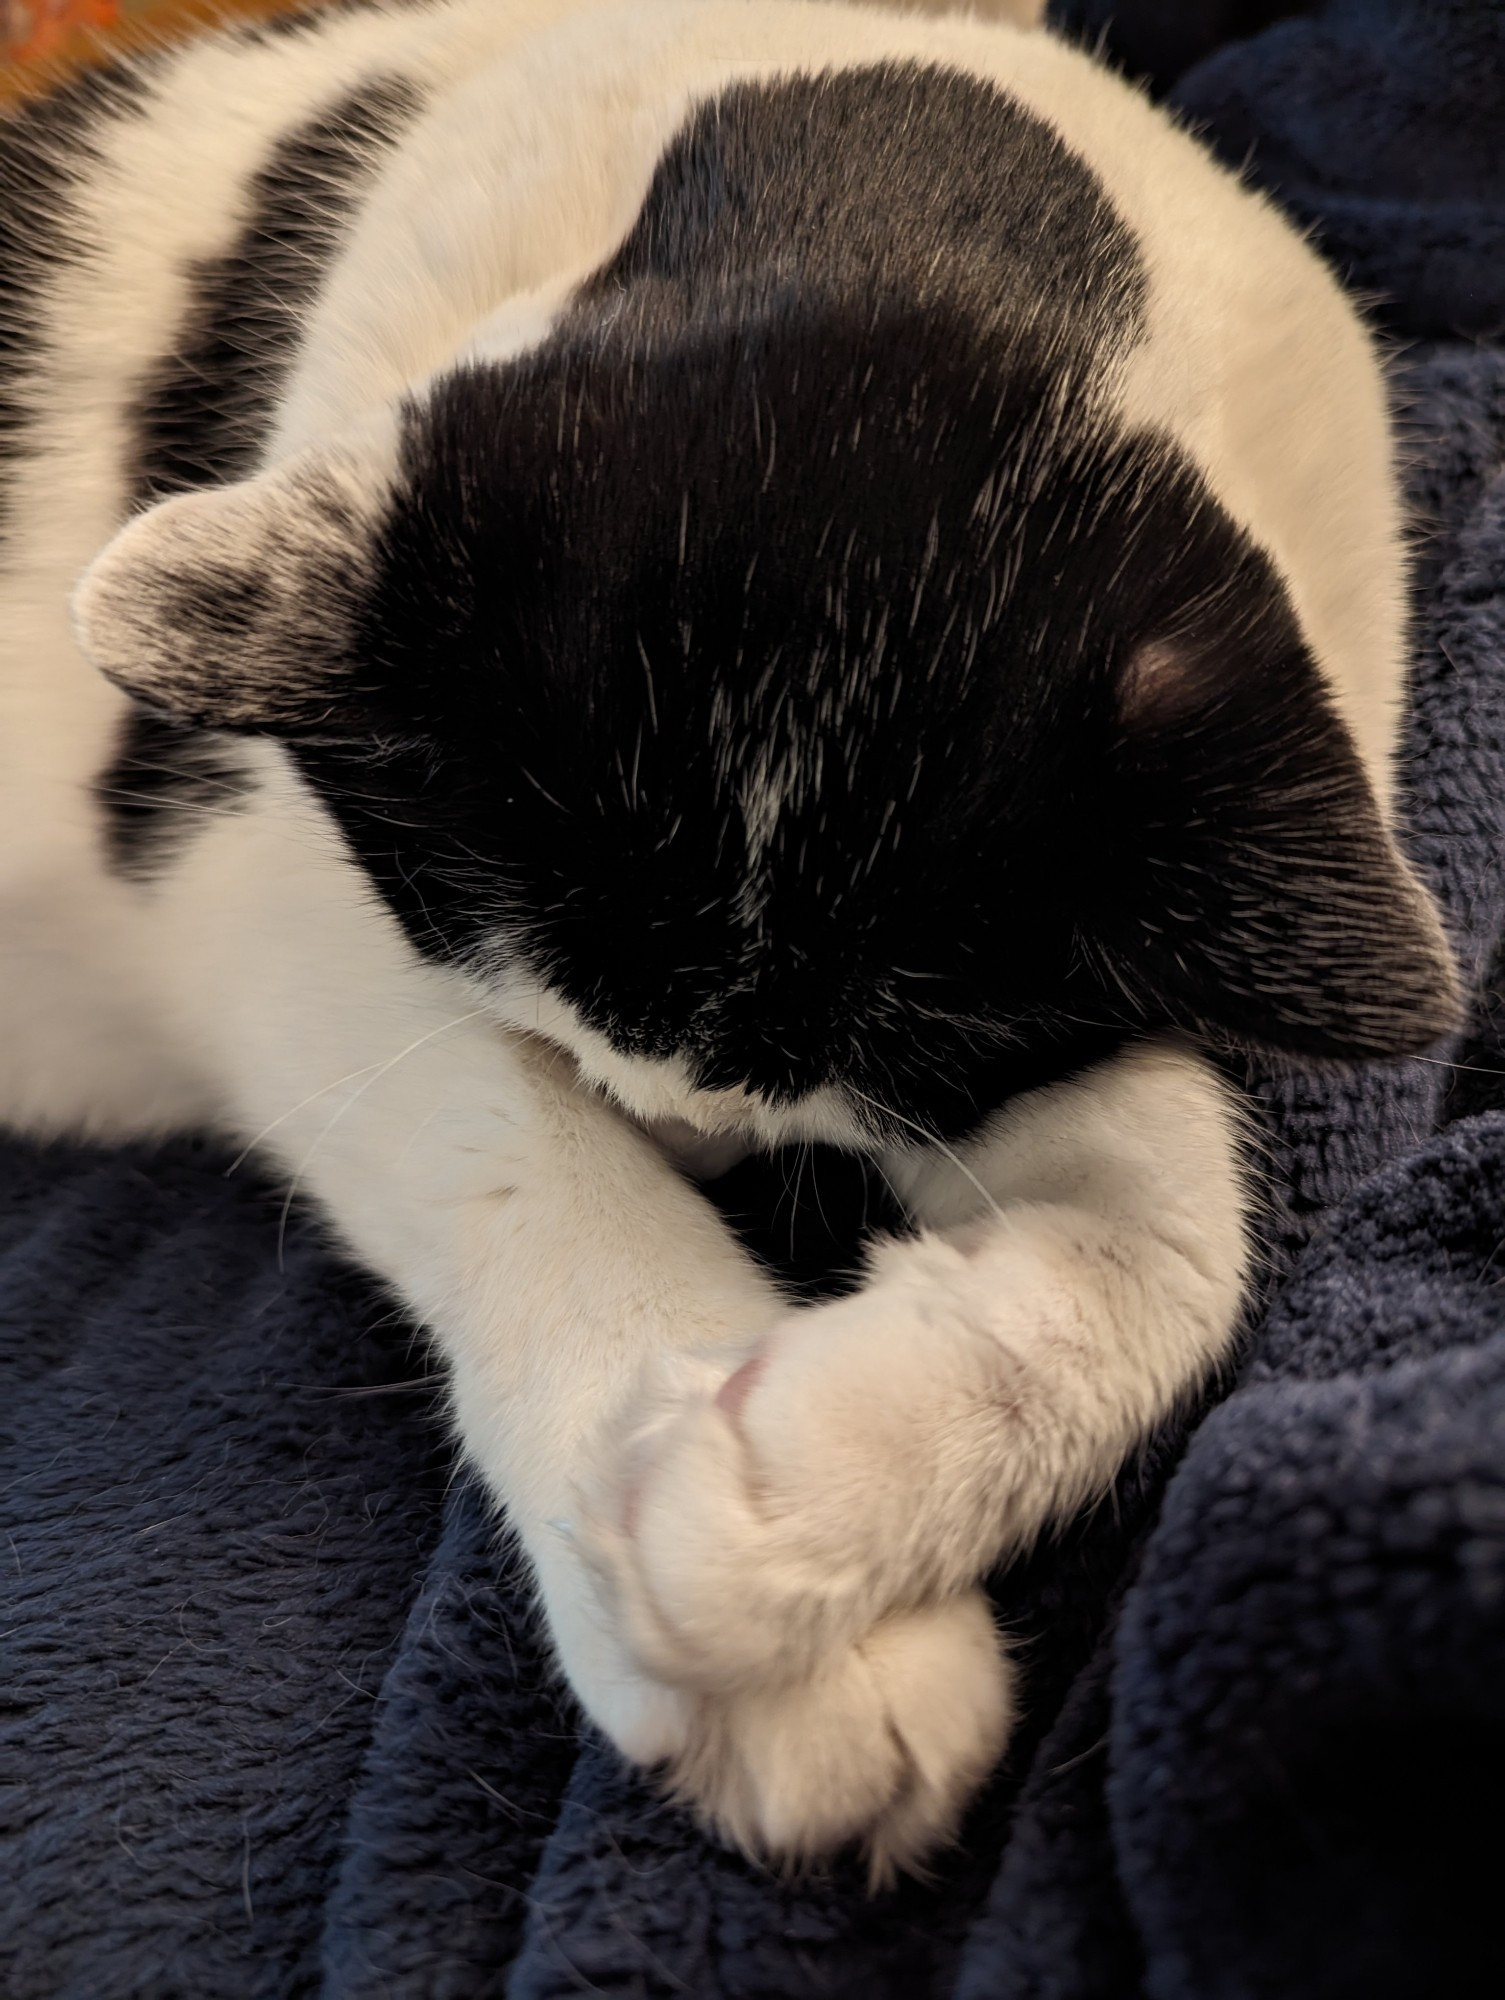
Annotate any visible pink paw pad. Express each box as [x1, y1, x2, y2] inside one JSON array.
[[715, 1352, 768, 1422]]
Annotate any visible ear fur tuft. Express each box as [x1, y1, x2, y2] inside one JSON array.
[[1104, 629, 1460, 1060], [72, 435, 394, 737]]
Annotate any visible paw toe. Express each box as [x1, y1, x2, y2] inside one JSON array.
[[667, 1590, 1015, 1882]]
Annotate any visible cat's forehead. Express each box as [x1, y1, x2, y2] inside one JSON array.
[[359, 299, 1202, 1108], [376, 52, 1152, 736], [378, 319, 1148, 910]]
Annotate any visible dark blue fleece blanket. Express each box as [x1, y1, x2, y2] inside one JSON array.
[[4, 4, 1504, 1994]]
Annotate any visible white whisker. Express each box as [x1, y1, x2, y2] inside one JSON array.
[[226, 1007, 491, 1176], [248, 1011, 493, 1269], [847, 1086, 1003, 1223]]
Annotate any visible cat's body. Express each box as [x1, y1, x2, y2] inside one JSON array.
[[0, 0, 1456, 1875]]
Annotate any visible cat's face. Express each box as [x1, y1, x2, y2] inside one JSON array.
[[75, 322, 1458, 1149], [329, 332, 1130, 1147]]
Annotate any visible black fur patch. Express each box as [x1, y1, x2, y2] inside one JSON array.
[[581, 64, 1145, 347], [277, 67, 1153, 1136], [127, 75, 420, 503], [97, 711, 252, 880], [139, 65, 1450, 1129], [238, 0, 437, 42], [99, 75, 420, 877], [0, 62, 153, 545]]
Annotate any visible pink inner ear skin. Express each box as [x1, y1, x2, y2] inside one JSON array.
[[1118, 635, 1198, 729]]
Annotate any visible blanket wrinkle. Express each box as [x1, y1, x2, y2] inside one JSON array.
[[2, 5, 1502, 1996]]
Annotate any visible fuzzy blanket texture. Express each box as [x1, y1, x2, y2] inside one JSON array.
[[4, 2, 1504, 1994]]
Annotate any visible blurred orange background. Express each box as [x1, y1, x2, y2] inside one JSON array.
[[1, 0, 309, 99]]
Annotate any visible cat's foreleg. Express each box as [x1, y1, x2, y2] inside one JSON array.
[[587, 1039, 1247, 1735], [147, 780, 1015, 1868]]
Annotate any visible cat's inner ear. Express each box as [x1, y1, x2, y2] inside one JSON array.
[[71, 437, 392, 737], [1101, 615, 1460, 1060]]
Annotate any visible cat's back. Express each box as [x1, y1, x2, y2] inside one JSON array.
[[0, 0, 499, 540], [0, 0, 1332, 485]]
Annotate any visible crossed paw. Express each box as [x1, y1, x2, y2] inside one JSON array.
[[571, 1231, 1081, 1880]]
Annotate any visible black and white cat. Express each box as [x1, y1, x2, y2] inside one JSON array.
[[0, 0, 1457, 1878]]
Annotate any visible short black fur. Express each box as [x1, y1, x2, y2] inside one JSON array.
[[97, 67, 1456, 1130], [580, 65, 1145, 348], [127, 75, 421, 505], [100, 76, 420, 877], [239, 0, 439, 44], [97, 712, 254, 880], [284, 71, 1450, 1132], [301, 68, 1161, 1136]]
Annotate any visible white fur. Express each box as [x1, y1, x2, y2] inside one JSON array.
[[1, 0, 1403, 1873]]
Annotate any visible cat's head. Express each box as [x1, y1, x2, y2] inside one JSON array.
[[74, 313, 1459, 1148]]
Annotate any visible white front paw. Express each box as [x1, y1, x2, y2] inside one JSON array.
[[553, 1532, 1015, 1879], [555, 1227, 1099, 1872], [668, 1590, 1015, 1884], [578, 1234, 1047, 1693]]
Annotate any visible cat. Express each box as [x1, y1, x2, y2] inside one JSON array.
[[0, 0, 1457, 1880]]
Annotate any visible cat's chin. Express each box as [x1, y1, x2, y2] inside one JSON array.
[[632, 1114, 754, 1182]]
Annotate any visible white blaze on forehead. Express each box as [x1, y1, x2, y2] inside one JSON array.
[[734, 737, 821, 934], [739, 750, 793, 868], [736, 744, 804, 876], [736, 739, 806, 915]]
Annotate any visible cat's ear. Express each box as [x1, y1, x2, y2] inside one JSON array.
[[72, 434, 393, 738], [1098, 616, 1460, 1060]]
